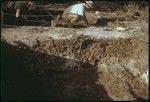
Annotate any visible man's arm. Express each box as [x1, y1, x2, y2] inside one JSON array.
[[83, 13, 89, 25]]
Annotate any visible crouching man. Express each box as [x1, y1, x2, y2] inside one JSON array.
[[15, 1, 32, 18], [62, 1, 93, 27]]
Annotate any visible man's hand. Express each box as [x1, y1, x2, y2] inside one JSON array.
[[95, 11, 101, 18]]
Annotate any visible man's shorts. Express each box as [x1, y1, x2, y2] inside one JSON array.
[[62, 13, 83, 23]]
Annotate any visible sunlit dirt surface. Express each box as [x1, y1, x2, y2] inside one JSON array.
[[1, 20, 148, 101]]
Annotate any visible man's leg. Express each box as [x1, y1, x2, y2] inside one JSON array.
[[62, 13, 79, 27], [62, 13, 70, 27], [67, 14, 79, 27], [16, 8, 20, 18], [69, 14, 79, 25], [1, 8, 4, 26]]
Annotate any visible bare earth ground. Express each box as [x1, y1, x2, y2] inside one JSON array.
[[1, 17, 148, 100]]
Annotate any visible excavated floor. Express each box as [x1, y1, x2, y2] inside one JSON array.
[[1, 22, 148, 100]]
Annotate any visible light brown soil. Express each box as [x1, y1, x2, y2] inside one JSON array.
[[1, 3, 148, 100], [1, 24, 148, 101]]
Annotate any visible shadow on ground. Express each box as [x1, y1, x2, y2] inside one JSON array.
[[1, 42, 112, 101]]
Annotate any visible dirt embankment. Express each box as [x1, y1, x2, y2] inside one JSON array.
[[1, 25, 148, 101], [1, 0, 148, 100], [33, 32, 148, 100]]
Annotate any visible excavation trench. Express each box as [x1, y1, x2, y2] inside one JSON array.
[[1, 1, 148, 101], [1, 27, 112, 100], [2, 41, 113, 101], [3, 8, 133, 27], [3, 9, 63, 26], [1, 26, 148, 101]]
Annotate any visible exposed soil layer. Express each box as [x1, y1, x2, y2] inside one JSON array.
[[1, 24, 148, 101], [1, 1, 148, 100]]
